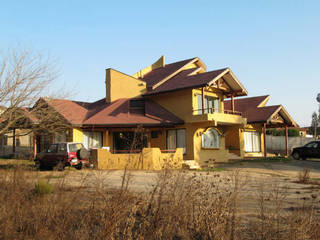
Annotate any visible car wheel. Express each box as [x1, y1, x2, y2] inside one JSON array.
[[35, 160, 45, 170], [75, 163, 82, 170], [54, 161, 65, 171], [292, 151, 300, 160]]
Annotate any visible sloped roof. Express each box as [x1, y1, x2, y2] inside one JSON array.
[[83, 98, 183, 126], [224, 96, 297, 126], [224, 95, 270, 113], [144, 68, 228, 96], [243, 105, 281, 123], [45, 98, 90, 125], [43, 97, 183, 126], [141, 58, 197, 88], [140, 57, 248, 97]]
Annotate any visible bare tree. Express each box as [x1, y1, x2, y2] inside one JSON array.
[[0, 47, 70, 155]]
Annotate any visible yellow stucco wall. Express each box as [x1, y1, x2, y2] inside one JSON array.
[[72, 128, 83, 142], [133, 56, 165, 79], [106, 69, 146, 103], [148, 89, 193, 121], [193, 126, 229, 164], [90, 147, 183, 170]]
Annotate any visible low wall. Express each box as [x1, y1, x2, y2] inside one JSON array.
[[266, 136, 314, 154], [90, 148, 183, 170]]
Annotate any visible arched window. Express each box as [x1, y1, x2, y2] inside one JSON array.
[[201, 128, 220, 149]]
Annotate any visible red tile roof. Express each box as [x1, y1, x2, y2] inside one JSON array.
[[144, 68, 228, 96], [45, 98, 89, 125], [243, 105, 280, 123], [141, 58, 197, 88], [224, 95, 296, 125], [44, 97, 183, 126], [224, 95, 269, 113]]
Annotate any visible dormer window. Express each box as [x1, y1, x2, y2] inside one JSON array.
[[129, 99, 145, 114]]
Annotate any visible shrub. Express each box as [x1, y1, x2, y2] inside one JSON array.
[[34, 180, 53, 195]]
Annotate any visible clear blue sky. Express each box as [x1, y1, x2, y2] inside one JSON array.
[[1, 0, 319, 126]]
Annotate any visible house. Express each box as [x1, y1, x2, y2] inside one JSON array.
[[1, 56, 297, 166]]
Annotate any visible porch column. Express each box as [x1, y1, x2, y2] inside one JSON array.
[[263, 123, 267, 158], [285, 126, 289, 157], [201, 87, 205, 114], [105, 130, 109, 147], [33, 134, 37, 158], [12, 128, 16, 157], [147, 131, 151, 148], [231, 94, 235, 113]]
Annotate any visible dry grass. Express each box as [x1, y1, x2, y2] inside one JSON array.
[[0, 166, 320, 239]]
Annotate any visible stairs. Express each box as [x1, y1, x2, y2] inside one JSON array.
[[182, 160, 201, 170], [228, 152, 242, 162]]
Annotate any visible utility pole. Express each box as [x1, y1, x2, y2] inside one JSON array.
[[316, 93, 320, 139]]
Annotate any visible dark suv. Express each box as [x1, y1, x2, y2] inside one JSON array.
[[291, 141, 320, 160], [35, 142, 89, 170]]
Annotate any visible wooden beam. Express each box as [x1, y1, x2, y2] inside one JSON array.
[[12, 128, 16, 157], [263, 123, 267, 158], [221, 76, 233, 91], [201, 87, 205, 114], [231, 94, 235, 112], [285, 125, 289, 157], [105, 130, 109, 146]]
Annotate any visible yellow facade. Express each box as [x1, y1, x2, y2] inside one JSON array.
[[73, 128, 83, 142], [105, 68, 146, 103], [90, 147, 183, 170]]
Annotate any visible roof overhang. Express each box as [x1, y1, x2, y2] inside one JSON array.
[[266, 105, 297, 127], [207, 68, 248, 97]]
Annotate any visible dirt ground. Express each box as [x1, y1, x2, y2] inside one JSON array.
[[2, 158, 320, 217]]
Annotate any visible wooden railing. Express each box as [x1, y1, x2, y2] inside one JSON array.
[[193, 108, 242, 116]]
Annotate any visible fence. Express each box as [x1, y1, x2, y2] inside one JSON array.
[[266, 135, 314, 154]]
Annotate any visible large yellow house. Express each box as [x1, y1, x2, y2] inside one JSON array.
[[30, 56, 296, 166]]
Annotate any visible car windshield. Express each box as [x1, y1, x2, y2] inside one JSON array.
[[304, 142, 318, 148], [69, 143, 83, 152]]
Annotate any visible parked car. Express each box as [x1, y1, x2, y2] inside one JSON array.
[[34, 142, 90, 170], [291, 141, 320, 160]]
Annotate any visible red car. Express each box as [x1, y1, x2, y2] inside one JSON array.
[[34, 142, 89, 170]]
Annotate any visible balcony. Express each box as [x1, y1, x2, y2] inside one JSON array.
[[189, 107, 247, 126]]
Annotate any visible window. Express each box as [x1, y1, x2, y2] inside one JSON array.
[[15, 138, 20, 147], [129, 99, 145, 114], [113, 131, 147, 152], [202, 128, 220, 149], [197, 95, 219, 114], [54, 131, 67, 143], [244, 131, 261, 152], [151, 131, 158, 138], [305, 142, 318, 148], [47, 144, 58, 153], [166, 129, 186, 154], [68, 143, 83, 152], [58, 143, 67, 153], [83, 131, 103, 149]]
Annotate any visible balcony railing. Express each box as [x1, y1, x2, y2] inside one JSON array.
[[193, 108, 242, 116]]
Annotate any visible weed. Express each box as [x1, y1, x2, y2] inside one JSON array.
[[34, 180, 53, 195], [298, 168, 311, 184]]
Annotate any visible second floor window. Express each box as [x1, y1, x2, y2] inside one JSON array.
[[129, 99, 145, 115], [197, 95, 219, 114]]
